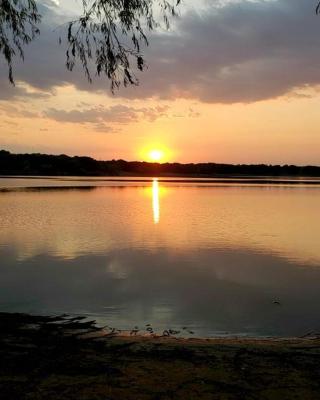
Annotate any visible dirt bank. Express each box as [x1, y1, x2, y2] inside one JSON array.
[[1, 313, 320, 399]]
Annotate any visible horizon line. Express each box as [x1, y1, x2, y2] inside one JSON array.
[[1, 149, 320, 169]]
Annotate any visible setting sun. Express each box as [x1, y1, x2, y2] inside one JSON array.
[[149, 149, 164, 162], [139, 142, 173, 163]]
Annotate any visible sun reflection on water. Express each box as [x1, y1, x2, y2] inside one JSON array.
[[152, 179, 160, 224]]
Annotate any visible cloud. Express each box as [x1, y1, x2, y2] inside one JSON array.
[[44, 104, 169, 124], [43, 104, 170, 131], [0, 103, 40, 118], [118, 0, 320, 103], [0, 80, 52, 101], [0, 0, 319, 104], [92, 122, 117, 133]]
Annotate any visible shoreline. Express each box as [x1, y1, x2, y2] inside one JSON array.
[[2, 311, 319, 345], [83, 326, 320, 345], [109, 333, 320, 346], [1, 312, 320, 399]]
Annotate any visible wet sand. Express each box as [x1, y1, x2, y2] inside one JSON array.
[[1, 313, 320, 399]]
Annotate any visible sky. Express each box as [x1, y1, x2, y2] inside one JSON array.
[[0, 0, 320, 164]]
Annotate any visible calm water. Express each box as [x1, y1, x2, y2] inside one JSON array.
[[1, 176, 320, 337]]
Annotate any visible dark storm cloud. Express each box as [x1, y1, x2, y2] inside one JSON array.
[[122, 0, 320, 103], [0, 0, 319, 103]]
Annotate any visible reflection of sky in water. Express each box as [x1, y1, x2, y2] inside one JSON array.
[[0, 178, 320, 337]]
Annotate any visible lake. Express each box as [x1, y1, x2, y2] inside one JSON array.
[[0, 176, 320, 337]]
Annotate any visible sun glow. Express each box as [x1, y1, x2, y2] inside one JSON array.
[[139, 144, 172, 163], [149, 149, 164, 162]]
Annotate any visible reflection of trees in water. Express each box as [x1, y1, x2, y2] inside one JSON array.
[[0, 186, 97, 193]]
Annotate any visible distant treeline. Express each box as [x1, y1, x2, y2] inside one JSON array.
[[1, 149, 320, 177]]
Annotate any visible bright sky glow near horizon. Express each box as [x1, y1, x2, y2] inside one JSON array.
[[0, 0, 320, 165]]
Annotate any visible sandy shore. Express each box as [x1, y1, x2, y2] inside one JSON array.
[[1, 313, 320, 399]]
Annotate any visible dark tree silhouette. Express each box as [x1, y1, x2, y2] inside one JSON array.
[[0, 0, 41, 84], [0, 0, 180, 89], [1, 149, 320, 177]]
